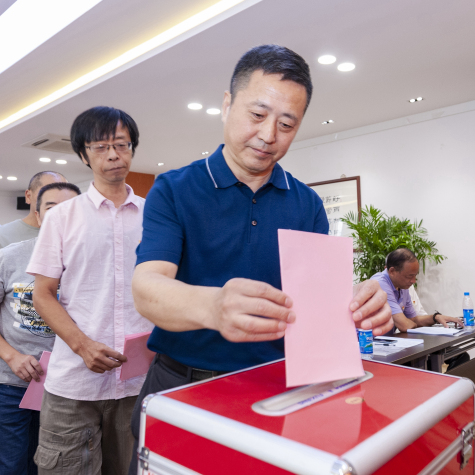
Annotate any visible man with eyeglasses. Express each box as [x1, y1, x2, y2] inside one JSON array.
[[27, 107, 153, 474]]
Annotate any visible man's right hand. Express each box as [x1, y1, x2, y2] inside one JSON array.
[[211, 278, 295, 342], [76, 338, 127, 373], [7, 352, 43, 383]]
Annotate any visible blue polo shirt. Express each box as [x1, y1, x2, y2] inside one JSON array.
[[136, 145, 329, 371]]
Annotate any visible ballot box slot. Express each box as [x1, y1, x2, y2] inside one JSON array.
[[252, 371, 373, 416]]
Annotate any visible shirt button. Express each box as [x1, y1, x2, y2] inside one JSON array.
[[116, 292, 122, 297], [252, 220, 257, 226], [252, 198, 257, 204], [236, 182, 242, 187]]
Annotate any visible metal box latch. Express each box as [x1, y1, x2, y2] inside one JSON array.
[[138, 447, 150, 470], [460, 422, 474, 470]]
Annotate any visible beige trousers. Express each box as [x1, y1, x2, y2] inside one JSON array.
[[34, 390, 136, 475]]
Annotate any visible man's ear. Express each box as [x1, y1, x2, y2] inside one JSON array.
[[221, 90, 232, 124], [80, 153, 90, 167], [35, 210, 41, 227], [25, 189, 32, 205]]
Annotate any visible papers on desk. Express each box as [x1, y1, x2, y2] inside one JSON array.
[[407, 327, 467, 336], [279, 229, 364, 387], [371, 336, 424, 357]]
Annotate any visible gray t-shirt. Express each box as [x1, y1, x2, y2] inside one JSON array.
[[0, 238, 55, 387], [0, 219, 39, 249]]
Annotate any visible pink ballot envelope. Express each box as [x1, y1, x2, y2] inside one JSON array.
[[120, 331, 154, 381], [19, 351, 51, 411], [278, 229, 364, 387]]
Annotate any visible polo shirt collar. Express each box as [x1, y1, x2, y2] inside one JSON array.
[[382, 269, 398, 293], [87, 182, 141, 209], [206, 144, 290, 191]]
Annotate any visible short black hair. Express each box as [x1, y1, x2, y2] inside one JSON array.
[[28, 171, 66, 192], [70, 106, 139, 168], [387, 248, 418, 272], [230, 44, 313, 111], [36, 182, 81, 213]]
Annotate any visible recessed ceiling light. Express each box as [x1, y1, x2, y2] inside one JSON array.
[[202, 151, 209, 155], [409, 97, 423, 103], [56, 159, 67, 164], [188, 103, 202, 110], [39, 157, 51, 162], [318, 55, 336, 65], [0, 175, 2, 179], [409, 98, 416, 103], [337, 63, 355, 72], [157, 163, 164, 166], [322, 120, 334, 125], [416, 97, 423, 101], [206, 108, 220, 115], [7, 176, 17, 181]]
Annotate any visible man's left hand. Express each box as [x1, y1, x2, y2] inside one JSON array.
[[351, 280, 393, 336], [435, 315, 464, 328]]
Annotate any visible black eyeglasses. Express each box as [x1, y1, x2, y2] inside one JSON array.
[[85, 142, 132, 155]]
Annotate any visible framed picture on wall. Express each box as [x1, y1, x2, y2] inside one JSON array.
[[307, 176, 361, 238]]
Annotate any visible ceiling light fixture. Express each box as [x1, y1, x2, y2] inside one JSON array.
[[0, 0, 249, 131], [39, 157, 51, 162], [206, 108, 220, 115], [157, 163, 164, 166], [56, 159, 67, 164], [7, 176, 17, 180], [0, 176, 2, 179], [337, 63, 355, 72], [322, 120, 334, 125], [188, 103, 203, 110], [202, 151, 209, 155], [409, 97, 423, 103], [318, 55, 336, 65]]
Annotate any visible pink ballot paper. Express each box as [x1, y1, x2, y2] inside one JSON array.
[[19, 351, 51, 411], [120, 331, 154, 381], [278, 229, 364, 387]]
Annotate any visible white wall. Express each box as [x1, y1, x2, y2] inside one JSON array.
[[0, 191, 29, 224], [281, 101, 475, 317]]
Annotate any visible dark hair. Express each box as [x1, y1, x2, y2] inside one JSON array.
[[230, 44, 313, 111], [28, 171, 66, 192], [70, 106, 139, 168], [387, 248, 417, 272], [36, 182, 81, 213]]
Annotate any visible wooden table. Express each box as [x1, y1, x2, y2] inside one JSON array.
[[367, 327, 475, 372]]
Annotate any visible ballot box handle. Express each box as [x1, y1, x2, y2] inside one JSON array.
[[417, 421, 474, 475]]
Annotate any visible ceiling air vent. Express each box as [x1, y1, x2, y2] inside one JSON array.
[[22, 133, 74, 155]]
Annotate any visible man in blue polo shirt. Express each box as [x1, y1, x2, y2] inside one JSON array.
[[128, 44, 392, 473], [371, 248, 462, 332]]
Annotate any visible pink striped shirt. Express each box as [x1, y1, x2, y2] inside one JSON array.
[[26, 183, 153, 401]]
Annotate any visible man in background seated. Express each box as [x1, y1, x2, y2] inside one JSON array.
[[0, 171, 66, 248], [371, 248, 463, 331], [0, 182, 80, 475]]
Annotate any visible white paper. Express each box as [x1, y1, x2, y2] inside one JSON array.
[[407, 327, 465, 336], [374, 336, 424, 348]]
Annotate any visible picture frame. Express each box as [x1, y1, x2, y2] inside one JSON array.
[[307, 176, 361, 238]]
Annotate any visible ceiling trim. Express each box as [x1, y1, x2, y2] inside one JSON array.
[[290, 100, 475, 152], [0, 0, 262, 134]]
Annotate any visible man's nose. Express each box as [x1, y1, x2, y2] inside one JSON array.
[[257, 119, 277, 144], [106, 145, 119, 160]]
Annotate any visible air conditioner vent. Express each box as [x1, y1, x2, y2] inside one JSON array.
[[22, 134, 74, 155]]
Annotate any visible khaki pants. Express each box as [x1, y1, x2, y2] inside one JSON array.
[[35, 390, 136, 475]]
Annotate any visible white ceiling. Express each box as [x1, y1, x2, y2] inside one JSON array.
[[0, 0, 474, 192]]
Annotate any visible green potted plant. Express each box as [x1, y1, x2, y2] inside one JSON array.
[[341, 205, 446, 283]]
